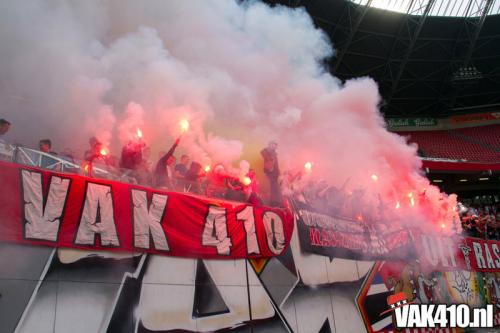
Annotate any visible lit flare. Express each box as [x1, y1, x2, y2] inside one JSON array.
[[408, 192, 415, 207], [180, 119, 190, 133], [242, 176, 252, 186]]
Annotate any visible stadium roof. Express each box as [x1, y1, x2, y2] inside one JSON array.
[[265, 0, 500, 117], [349, 0, 500, 17]]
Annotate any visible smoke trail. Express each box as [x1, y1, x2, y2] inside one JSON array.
[[0, 0, 457, 229]]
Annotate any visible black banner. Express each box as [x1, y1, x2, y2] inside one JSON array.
[[296, 209, 415, 261]]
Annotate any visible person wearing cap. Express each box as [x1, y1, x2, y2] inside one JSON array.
[[260, 141, 283, 207]]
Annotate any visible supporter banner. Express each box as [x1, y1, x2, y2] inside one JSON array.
[[412, 233, 500, 273], [412, 233, 466, 271], [296, 209, 415, 260], [386, 117, 437, 128], [450, 111, 500, 124], [0, 161, 294, 259], [295, 209, 500, 273]]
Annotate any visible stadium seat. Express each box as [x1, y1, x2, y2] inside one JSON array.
[[396, 126, 500, 163]]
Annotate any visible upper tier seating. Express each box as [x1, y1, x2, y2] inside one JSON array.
[[396, 125, 500, 163], [453, 124, 500, 150]]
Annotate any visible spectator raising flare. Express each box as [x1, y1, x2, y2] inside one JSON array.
[[154, 138, 180, 189], [120, 138, 146, 171], [206, 164, 229, 199], [245, 169, 263, 206], [84, 137, 105, 162]]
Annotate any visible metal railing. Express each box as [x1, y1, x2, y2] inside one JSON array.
[[0, 143, 136, 183], [0, 142, 255, 203]]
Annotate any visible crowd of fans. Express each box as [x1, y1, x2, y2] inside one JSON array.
[[2, 116, 356, 214], [283, 173, 397, 225], [2, 117, 499, 240], [459, 202, 500, 240], [0, 118, 272, 206]]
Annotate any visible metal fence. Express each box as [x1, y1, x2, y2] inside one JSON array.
[[1, 143, 136, 183], [0, 143, 254, 203]]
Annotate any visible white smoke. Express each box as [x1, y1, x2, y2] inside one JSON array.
[[0, 0, 457, 229]]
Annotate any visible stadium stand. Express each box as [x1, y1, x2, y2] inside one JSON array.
[[396, 126, 500, 163], [453, 124, 500, 150]]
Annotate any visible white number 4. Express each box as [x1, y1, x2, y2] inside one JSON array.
[[202, 206, 232, 255]]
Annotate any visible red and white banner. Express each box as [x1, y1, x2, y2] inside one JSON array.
[[294, 208, 500, 273], [410, 232, 500, 273], [0, 161, 294, 259]]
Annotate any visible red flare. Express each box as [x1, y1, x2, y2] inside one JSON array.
[[242, 176, 252, 186], [408, 192, 415, 207], [179, 119, 190, 133]]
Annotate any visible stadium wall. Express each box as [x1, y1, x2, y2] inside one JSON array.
[[2, 226, 500, 332], [0, 229, 373, 333]]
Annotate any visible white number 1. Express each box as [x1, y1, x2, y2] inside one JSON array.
[[236, 206, 260, 255]]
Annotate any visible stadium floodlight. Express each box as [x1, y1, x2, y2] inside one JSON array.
[[452, 65, 483, 82]]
